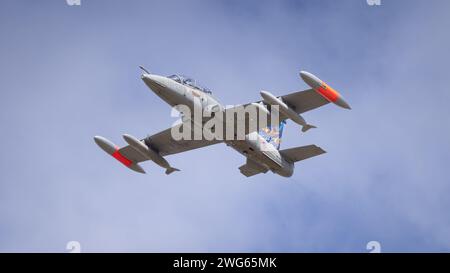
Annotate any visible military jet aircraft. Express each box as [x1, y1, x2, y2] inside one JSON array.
[[94, 67, 350, 177]]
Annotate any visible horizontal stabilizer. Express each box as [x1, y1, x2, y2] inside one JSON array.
[[279, 145, 326, 163], [239, 158, 268, 177]]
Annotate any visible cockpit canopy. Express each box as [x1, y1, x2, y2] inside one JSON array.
[[168, 74, 212, 94]]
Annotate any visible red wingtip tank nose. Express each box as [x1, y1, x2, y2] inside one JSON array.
[[300, 71, 351, 110]]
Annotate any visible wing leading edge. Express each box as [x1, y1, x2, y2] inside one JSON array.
[[280, 89, 330, 114], [95, 123, 222, 174], [224, 88, 331, 136]]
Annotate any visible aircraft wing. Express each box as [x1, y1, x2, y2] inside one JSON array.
[[94, 122, 223, 174], [233, 88, 329, 114], [118, 124, 222, 164], [223, 88, 330, 136], [279, 88, 330, 114]]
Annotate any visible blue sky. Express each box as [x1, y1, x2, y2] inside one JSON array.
[[1, 0, 450, 252]]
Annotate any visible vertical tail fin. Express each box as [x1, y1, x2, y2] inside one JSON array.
[[258, 120, 286, 150]]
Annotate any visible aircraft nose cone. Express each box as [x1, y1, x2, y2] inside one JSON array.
[[141, 74, 159, 84], [141, 74, 168, 90], [300, 71, 322, 89]]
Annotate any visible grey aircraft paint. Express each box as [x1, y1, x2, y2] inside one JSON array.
[[94, 68, 349, 177]]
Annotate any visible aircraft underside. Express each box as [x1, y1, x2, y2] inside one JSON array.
[[94, 68, 348, 178]]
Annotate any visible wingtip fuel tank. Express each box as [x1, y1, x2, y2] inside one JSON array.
[[93, 136, 146, 174], [94, 136, 116, 155], [300, 71, 351, 110]]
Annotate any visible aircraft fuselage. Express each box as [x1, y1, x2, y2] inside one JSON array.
[[141, 73, 294, 177]]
